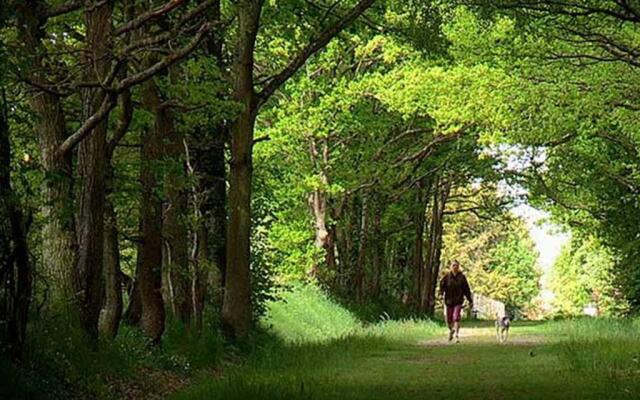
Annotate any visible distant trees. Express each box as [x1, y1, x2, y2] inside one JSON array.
[[441, 3, 640, 311], [443, 209, 541, 314], [550, 237, 629, 317]]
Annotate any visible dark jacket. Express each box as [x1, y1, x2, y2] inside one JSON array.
[[439, 272, 472, 306]]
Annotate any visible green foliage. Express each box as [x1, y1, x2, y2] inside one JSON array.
[[263, 284, 440, 344], [550, 237, 630, 317]]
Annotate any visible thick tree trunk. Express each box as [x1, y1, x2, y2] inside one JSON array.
[[163, 106, 191, 327], [221, 0, 261, 339], [17, 2, 77, 309], [98, 165, 123, 338], [1, 87, 13, 311], [223, 108, 256, 338], [74, 0, 113, 337], [136, 81, 167, 343], [7, 209, 33, 360], [38, 97, 77, 307], [123, 278, 142, 325]]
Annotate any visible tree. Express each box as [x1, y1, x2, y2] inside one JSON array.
[[442, 209, 541, 313], [222, 0, 376, 339], [10, 0, 211, 338], [550, 236, 629, 316]]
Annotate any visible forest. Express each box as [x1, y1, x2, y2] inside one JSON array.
[[1, 1, 640, 399]]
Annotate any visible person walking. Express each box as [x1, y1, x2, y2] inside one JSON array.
[[439, 260, 473, 343]]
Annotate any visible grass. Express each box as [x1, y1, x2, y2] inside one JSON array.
[[546, 317, 640, 395], [5, 286, 640, 399], [174, 285, 640, 400]]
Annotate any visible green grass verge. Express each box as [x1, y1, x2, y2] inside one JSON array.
[[174, 286, 640, 400]]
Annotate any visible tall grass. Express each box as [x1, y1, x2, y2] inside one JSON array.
[[263, 284, 439, 344], [263, 285, 362, 343], [546, 317, 640, 396]]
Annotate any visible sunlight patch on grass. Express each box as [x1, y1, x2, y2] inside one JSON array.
[[262, 284, 363, 343]]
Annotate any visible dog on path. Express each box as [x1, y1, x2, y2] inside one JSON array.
[[495, 314, 511, 343]]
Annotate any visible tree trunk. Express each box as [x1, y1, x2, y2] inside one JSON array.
[[354, 194, 368, 301], [221, 0, 262, 339], [190, 125, 227, 330], [369, 203, 383, 298], [98, 164, 123, 338], [335, 196, 358, 292], [308, 137, 332, 278], [74, 0, 113, 337], [411, 178, 431, 307], [136, 81, 167, 343], [189, 1, 227, 331], [221, 0, 374, 338], [1, 86, 33, 360], [1, 86, 12, 317], [164, 105, 191, 327], [422, 178, 451, 315], [17, 2, 77, 309], [192, 222, 208, 331], [123, 278, 142, 325]]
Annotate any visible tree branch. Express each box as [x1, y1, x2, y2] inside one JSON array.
[[256, 0, 375, 105], [46, 1, 83, 17], [57, 93, 117, 157], [57, 23, 210, 156], [116, 23, 210, 90], [106, 90, 133, 158], [114, 0, 188, 36]]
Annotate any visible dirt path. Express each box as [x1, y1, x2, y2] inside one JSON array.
[[419, 323, 545, 347]]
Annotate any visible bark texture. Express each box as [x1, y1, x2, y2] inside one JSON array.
[[221, 0, 262, 339], [136, 80, 167, 343], [17, 1, 77, 307], [74, 0, 114, 336], [421, 178, 451, 314], [98, 164, 123, 338]]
